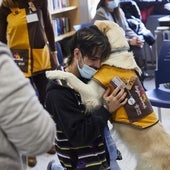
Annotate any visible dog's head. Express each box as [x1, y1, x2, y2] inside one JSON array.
[[94, 20, 141, 74], [94, 20, 129, 52]]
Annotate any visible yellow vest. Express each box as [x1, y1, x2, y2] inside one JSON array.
[[7, 8, 52, 77], [93, 65, 158, 129]]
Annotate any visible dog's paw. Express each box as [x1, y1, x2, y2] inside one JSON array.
[[46, 70, 72, 80], [46, 70, 65, 80]]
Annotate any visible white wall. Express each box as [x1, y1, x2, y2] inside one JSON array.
[[79, 0, 91, 23], [79, 0, 100, 23], [88, 0, 100, 20]]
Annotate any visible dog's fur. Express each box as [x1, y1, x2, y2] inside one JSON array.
[[46, 21, 170, 170]]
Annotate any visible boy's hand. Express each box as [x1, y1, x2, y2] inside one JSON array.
[[103, 87, 127, 113]]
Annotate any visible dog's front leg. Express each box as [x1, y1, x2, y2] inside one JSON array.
[[46, 70, 103, 110], [46, 70, 92, 96]]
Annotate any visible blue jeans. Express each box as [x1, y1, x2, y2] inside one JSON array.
[[104, 126, 121, 170], [47, 160, 65, 170]]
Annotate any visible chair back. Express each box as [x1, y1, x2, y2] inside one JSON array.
[[55, 42, 64, 65], [73, 22, 92, 31], [155, 40, 170, 88]]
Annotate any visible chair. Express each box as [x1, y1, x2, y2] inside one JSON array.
[[73, 22, 92, 31], [146, 40, 170, 122], [55, 41, 64, 66]]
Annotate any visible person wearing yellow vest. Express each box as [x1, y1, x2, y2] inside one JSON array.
[[0, 0, 58, 106]]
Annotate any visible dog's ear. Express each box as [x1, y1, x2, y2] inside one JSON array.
[[94, 20, 110, 35], [95, 20, 129, 51], [103, 24, 110, 35]]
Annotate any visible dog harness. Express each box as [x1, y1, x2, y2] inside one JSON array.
[[93, 65, 159, 129]]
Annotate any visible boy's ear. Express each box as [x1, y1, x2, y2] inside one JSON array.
[[74, 48, 80, 58]]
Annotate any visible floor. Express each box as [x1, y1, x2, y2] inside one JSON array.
[[27, 67, 170, 170]]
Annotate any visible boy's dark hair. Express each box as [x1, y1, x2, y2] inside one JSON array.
[[67, 25, 111, 66]]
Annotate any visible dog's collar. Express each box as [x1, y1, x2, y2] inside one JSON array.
[[111, 47, 129, 54]]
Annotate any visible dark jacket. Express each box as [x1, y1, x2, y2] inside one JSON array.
[[45, 79, 111, 170]]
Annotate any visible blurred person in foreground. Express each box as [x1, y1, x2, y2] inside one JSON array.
[[0, 0, 58, 165], [0, 41, 56, 170]]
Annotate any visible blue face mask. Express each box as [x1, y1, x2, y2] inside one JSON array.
[[107, 0, 119, 10], [77, 62, 97, 79]]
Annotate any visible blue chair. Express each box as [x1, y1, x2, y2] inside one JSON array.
[[73, 22, 92, 31], [146, 40, 170, 122]]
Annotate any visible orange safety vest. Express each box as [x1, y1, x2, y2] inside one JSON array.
[[93, 65, 158, 129]]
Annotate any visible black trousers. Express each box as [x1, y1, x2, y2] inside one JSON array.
[[29, 72, 48, 106], [130, 45, 145, 69], [130, 45, 146, 89]]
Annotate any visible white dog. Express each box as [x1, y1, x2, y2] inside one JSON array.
[[46, 21, 170, 170]]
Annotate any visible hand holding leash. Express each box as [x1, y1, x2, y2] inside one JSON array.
[[103, 87, 127, 113]]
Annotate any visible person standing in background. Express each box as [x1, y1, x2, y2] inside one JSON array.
[[0, 41, 56, 170], [0, 0, 58, 106], [92, 0, 147, 86], [0, 0, 58, 166]]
